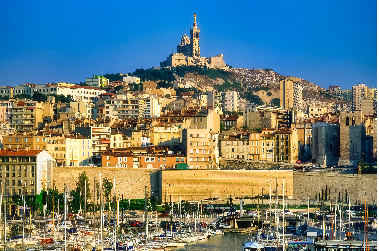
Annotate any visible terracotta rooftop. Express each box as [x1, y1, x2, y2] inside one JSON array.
[[0, 150, 43, 156]]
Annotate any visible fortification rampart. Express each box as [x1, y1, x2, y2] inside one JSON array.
[[293, 172, 377, 205]]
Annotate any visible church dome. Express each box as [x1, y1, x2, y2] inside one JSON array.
[[181, 34, 190, 45]]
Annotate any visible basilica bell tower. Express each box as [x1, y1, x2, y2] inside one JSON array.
[[190, 13, 200, 57]]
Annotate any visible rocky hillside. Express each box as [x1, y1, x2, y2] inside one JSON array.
[[132, 66, 346, 108], [175, 67, 339, 107]]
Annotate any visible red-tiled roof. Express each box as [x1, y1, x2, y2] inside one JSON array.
[[0, 150, 43, 156]]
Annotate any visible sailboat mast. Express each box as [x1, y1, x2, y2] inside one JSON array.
[[282, 179, 285, 251]]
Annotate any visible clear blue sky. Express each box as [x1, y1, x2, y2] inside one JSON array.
[[0, 0, 376, 89]]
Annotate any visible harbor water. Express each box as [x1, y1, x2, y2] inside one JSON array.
[[175, 233, 254, 251]]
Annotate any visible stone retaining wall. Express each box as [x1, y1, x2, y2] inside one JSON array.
[[53, 167, 159, 199], [159, 170, 293, 202], [293, 172, 377, 204]]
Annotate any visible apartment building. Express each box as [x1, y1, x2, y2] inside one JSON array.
[[219, 132, 260, 161], [244, 106, 280, 131], [274, 127, 298, 163], [260, 128, 275, 162], [206, 91, 222, 109], [221, 91, 239, 112], [291, 122, 312, 161], [14, 84, 32, 97], [0, 101, 13, 121], [150, 125, 181, 146], [0, 86, 14, 98], [3, 134, 47, 151], [0, 150, 54, 196], [75, 126, 111, 166], [104, 94, 161, 119], [123, 75, 141, 84], [368, 88, 377, 100], [86, 75, 109, 88], [32, 83, 106, 102], [280, 78, 303, 109], [308, 104, 328, 118], [189, 109, 220, 133], [65, 135, 93, 166], [336, 89, 352, 101], [101, 146, 186, 168], [181, 128, 219, 169], [10, 101, 43, 132], [352, 83, 369, 111], [221, 115, 243, 130]]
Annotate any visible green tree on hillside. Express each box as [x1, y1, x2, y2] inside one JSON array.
[[32, 92, 48, 102]]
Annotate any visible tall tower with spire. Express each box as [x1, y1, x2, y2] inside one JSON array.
[[190, 13, 200, 57]]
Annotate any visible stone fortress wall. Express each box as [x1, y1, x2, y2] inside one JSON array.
[[52, 167, 376, 205], [53, 166, 158, 199], [293, 171, 377, 205], [158, 170, 293, 203]]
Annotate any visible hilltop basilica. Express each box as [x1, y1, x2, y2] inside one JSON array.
[[160, 14, 227, 69]]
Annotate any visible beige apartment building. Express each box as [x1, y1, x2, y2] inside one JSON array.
[[10, 101, 43, 132], [65, 135, 93, 166], [291, 121, 312, 161], [181, 128, 219, 169], [219, 132, 261, 161], [280, 78, 303, 109], [368, 88, 377, 100], [3, 134, 47, 151], [260, 128, 275, 162], [352, 83, 369, 111], [274, 128, 299, 163], [0, 150, 54, 196], [150, 125, 181, 146], [189, 109, 220, 133], [308, 104, 328, 118]]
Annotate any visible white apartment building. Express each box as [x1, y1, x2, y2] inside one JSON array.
[[123, 75, 141, 84], [31, 83, 106, 102], [104, 94, 160, 119], [221, 91, 240, 112]]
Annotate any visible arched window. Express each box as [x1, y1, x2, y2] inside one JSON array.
[[346, 117, 349, 126]]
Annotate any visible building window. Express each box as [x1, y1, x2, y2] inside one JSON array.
[[163, 158, 166, 162]]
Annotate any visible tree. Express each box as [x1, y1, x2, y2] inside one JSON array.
[[75, 171, 91, 205], [50, 94, 74, 103], [32, 92, 48, 102], [271, 98, 280, 107], [102, 177, 113, 203], [14, 94, 31, 99], [114, 85, 124, 92]]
